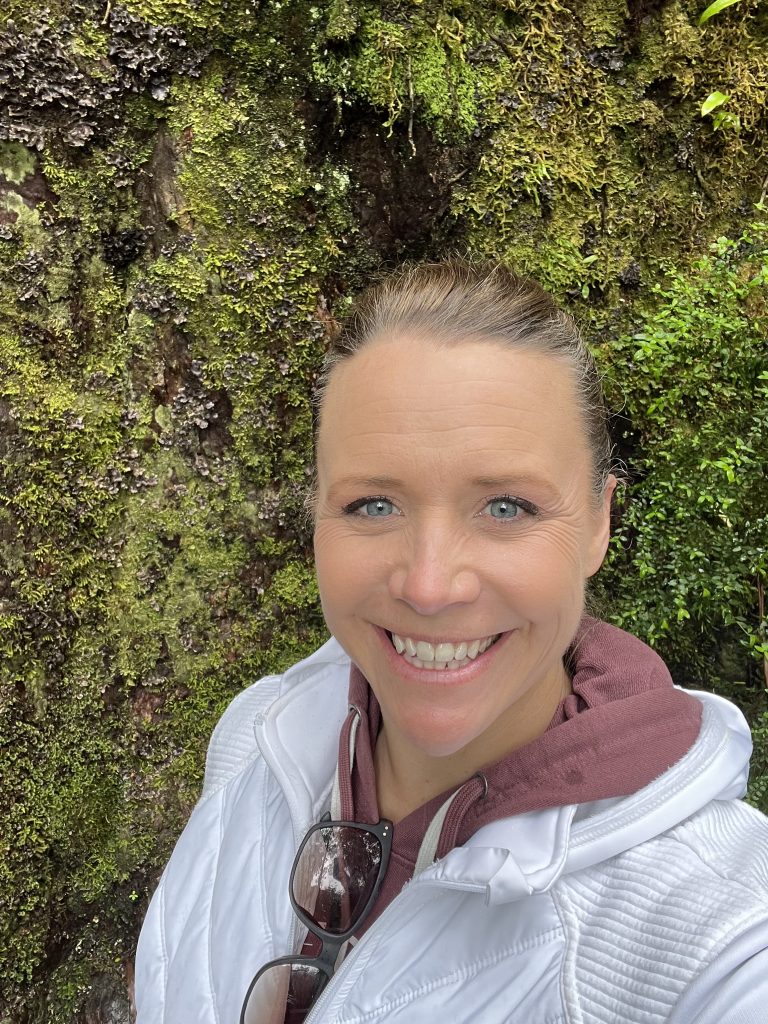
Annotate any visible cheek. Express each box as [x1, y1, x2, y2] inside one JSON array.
[[501, 532, 587, 616], [313, 526, 379, 620], [314, 535, 346, 618]]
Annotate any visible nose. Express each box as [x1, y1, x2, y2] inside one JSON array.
[[387, 526, 481, 616]]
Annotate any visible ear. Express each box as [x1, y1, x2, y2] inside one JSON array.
[[585, 474, 618, 578]]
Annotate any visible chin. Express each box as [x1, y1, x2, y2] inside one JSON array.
[[396, 715, 487, 760], [419, 738, 478, 759]]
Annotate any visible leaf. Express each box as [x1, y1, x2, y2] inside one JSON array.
[[701, 91, 729, 115], [699, 0, 742, 26], [713, 110, 741, 132]]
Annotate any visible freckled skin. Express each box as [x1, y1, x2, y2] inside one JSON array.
[[313, 334, 616, 821]]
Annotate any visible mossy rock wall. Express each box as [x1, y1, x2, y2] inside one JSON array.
[[0, 0, 766, 1019]]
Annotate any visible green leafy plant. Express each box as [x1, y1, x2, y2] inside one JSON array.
[[701, 91, 741, 131], [748, 711, 768, 814], [598, 222, 768, 690], [699, 0, 744, 27]]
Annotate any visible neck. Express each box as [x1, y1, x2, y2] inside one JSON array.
[[374, 660, 571, 823]]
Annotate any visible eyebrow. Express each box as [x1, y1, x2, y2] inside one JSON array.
[[327, 474, 561, 498]]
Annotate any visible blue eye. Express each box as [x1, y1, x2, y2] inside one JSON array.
[[365, 498, 394, 517], [343, 496, 396, 517], [486, 496, 522, 520]]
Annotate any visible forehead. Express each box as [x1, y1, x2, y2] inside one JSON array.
[[317, 334, 589, 485]]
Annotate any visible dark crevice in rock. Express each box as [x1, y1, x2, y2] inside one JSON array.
[[300, 93, 481, 262], [646, 76, 684, 109], [136, 126, 188, 250], [625, 0, 670, 34]]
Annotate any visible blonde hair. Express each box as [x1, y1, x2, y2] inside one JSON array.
[[309, 257, 617, 513]]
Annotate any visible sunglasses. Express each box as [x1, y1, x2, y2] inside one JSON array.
[[240, 815, 393, 1024]]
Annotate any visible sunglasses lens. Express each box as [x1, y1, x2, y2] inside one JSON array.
[[292, 824, 384, 935], [242, 962, 326, 1024]]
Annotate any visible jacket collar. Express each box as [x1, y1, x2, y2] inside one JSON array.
[[256, 637, 349, 836]]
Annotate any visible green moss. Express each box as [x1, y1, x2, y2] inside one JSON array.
[[314, 11, 481, 139], [0, 141, 37, 185], [0, 190, 44, 239], [154, 61, 355, 491], [121, 0, 260, 37], [392, 0, 768, 299], [326, 0, 359, 41], [1, 32, 353, 1007]]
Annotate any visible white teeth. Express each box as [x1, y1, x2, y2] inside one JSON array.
[[415, 640, 435, 662], [389, 631, 500, 670]]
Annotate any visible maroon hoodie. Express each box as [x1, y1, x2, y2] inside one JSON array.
[[299, 616, 702, 951]]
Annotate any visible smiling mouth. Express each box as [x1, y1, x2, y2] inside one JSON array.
[[385, 630, 502, 671]]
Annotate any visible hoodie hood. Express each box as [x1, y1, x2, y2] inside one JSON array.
[[422, 692, 751, 905], [338, 617, 711, 931]]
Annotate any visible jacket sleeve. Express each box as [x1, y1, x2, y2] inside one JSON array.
[[134, 673, 283, 1023], [668, 921, 768, 1024]]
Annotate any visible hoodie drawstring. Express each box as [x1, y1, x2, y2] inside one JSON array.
[[333, 706, 488, 877], [415, 772, 488, 874]]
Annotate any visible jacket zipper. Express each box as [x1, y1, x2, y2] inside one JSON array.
[[253, 708, 486, 1016], [302, 874, 484, 1024], [302, 881, 421, 1024]]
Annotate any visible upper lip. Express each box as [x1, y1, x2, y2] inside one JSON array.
[[380, 625, 506, 645]]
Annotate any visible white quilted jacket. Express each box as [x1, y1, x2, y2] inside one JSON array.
[[136, 636, 768, 1024]]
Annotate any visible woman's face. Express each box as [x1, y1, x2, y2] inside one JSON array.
[[313, 334, 615, 764]]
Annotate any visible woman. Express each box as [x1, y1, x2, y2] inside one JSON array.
[[135, 260, 768, 1023]]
